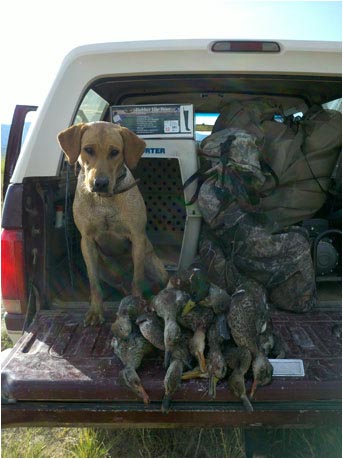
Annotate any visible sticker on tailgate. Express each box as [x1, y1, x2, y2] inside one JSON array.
[[269, 359, 305, 377]]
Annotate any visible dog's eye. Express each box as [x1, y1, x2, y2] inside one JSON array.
[[84, 147, 95, 156], [109, 149, 119, 158]]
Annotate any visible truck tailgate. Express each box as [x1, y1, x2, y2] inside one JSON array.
[[2, 308, 341, 427]]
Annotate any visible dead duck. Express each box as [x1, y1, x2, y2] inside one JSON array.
[[111, 329, 154, 404], [250, 353, 273, 398], [136, 311, 165, 351], [135, 311, 193, 412], [259, 319, 286, 359], [227, 278, 273, 398], [182, 282, 231, 344], [162, 359, 183, 413], [258, 320, 275, 357], [182, 314, 229, 399], [182, 316, 227, 399], [118, 367, 150, 405], [150, 287, 190, 368], [177, 305, 214, 372], [223, 345, 253, 412], [111, 295, 146, 340], [168, 267, 211, 311], [206, 316, 228, 399], [199, 283, 231, 315], [162, 334, 193, 413]]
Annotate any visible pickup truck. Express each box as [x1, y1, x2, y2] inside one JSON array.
[[1, 38, 341, 429]]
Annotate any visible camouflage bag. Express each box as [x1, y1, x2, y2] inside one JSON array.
[[199, 222, 316, 313], [196, 127, 275, 229], [212, 98, 283, 139], [197, 228, 240, 293], [233, 221, 316, 312]]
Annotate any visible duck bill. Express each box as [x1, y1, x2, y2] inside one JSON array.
[[241, 394, 254, 412], [161, 394, 172, 413], [250, 380, 258, 399], [196, 351, 207, 373], [164, 350, 172, 369], [181, 299, 196, 317], [208, 375, 219, 399], [137, 386, 150, 405]]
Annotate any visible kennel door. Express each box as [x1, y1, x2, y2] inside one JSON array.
[[134, 139, 202, 271]]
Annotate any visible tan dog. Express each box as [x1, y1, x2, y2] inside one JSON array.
[[57, 121, 168, 325]]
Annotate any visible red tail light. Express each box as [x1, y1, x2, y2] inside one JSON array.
[[1, 229, 27, 313], [211, 40, 280, 53]]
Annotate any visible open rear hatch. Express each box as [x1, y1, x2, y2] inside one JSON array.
[[2, 307, 341, 427]]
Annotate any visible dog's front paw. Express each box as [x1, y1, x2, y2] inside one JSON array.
[[131, 284, 143, 298], [84, 307, 105, 327]]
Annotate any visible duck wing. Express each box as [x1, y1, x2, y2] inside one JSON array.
[[136, 312, 165, 351]]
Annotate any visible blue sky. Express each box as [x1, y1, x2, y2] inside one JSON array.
[[0, 0, 341, 124]]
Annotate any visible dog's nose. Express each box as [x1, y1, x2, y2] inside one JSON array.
[[93, 176, 109, 193]]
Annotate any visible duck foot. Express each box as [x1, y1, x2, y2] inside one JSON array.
[[182, 366, 208, 380], [208, 375, 219, 399]]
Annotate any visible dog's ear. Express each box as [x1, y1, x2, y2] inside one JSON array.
[[120, 127, 146, 170], [57, 124, 87, 165]]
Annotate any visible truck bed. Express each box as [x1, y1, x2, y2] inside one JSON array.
[[2, 307, 341, 428]]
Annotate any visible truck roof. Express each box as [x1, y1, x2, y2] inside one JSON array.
[[11, 38, 342, 182]]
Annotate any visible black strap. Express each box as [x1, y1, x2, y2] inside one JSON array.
[[297, 120, 328, 195], [183, 165, 208, 190], [301, 146, 327, 195], [113, 178, 140, 195], [260, 160, 279, 188], [183, 161, 216, 206]]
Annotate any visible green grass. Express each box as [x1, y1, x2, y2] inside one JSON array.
[[1, 310, 13, 350], [245, 426, 342, 458], [1, 426, 341, 458]]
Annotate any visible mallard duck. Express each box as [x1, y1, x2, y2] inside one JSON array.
[[161, 334, 192, 413], [136, 311, 165, 351], [150, 287, 190, 368], [227, 279, 271, 352], [177, 305, 214, 372], [199, 283, 231, 315], [168, 267, 211, 314], [162, 359, 183, 413], [182, 314, 229, 398], [258, 320, 275, 357], [200, 283, 231, 341], [182, 283, 231, 342], [250, 353, 273, 398], [118, 367, 150, 405], [259, 320, 286, 359], [227, 279, 273, 398], [111, 328, 154, 404], [223, 345, 253, 412], [206, 316, 227, 399], [111, 295, 146, 339]]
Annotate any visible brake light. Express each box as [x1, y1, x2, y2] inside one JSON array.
[[211, 41, 280, 53], [1, 229, 27, 313]]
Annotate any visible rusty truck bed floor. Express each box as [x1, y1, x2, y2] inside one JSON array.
[[2, 309, 342, 404]]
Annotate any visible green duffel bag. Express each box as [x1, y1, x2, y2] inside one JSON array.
[[212, 100, 342, 229], [260, 106, 342, 228]]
